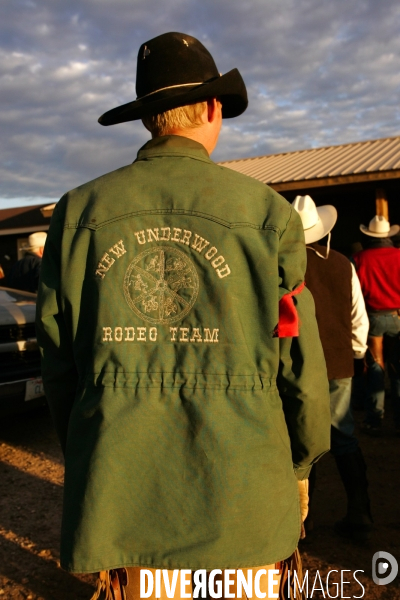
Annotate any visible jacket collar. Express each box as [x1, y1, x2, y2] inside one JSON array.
[[136, 135, 211, 163]]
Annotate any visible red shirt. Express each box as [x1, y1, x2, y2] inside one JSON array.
[[353, 246, 400, 311]]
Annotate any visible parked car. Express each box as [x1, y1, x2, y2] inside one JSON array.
[[0, 286, 46, 416]]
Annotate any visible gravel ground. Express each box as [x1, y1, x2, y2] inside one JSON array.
[[0, 405, 399, 599]]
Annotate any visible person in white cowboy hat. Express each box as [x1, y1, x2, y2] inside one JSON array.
[[292, 195, 373, 542], [6, 231, 47, 293], [353, 212, 400, 437]]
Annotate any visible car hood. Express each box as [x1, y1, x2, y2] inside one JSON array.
[[0, 288, 37, 326]]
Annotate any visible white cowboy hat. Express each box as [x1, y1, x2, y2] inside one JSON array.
[[359, 215, 400, 238], [26, 231, 47, 250], [291, 195, 337, 244]]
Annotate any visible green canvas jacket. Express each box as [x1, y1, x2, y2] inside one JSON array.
[[36, 135, 330, 574]]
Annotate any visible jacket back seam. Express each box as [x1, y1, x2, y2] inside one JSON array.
[[63, 209, 280, 233]]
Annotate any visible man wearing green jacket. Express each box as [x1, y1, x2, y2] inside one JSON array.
[[36, 32, 330, 599]]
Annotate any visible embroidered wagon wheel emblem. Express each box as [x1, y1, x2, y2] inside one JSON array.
[[123, 246, 199, 324]]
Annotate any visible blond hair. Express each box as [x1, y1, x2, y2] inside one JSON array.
[[142, 101, 207, 137]]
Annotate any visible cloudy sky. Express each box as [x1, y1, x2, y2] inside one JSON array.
[[1, 0, 400, 208]]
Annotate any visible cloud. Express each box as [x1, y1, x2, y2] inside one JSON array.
[[1, 0, 400, 205]]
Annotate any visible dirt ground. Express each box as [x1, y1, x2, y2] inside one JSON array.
[[0, 405, 399, 600]]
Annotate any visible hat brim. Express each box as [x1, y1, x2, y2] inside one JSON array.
[[359, 224, 400, 238], [98, 68, 248, 126], [304, 205, 337, 244]]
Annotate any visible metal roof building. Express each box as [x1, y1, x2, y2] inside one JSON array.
[[220, 136, 400, 191], [220, 136, 400, 253]]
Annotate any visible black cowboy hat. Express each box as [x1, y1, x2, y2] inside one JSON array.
[[98, 32, 248, 126]]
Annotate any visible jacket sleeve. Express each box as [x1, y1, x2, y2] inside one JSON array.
[[276, 206, 331, 480], [36, 203, 79, 454], [350, 263, 369, 358]]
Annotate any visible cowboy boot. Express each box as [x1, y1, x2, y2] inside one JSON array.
[[334, 448, 373, 542]]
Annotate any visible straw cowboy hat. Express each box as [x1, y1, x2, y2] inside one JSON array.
[[359, 215, 400, 238], [292, 195, 337, 244], [98, 32, 248, 126]]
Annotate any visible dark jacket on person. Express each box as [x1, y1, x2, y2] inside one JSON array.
[[6, 252, 42, 293], [305, 243, 354, 380]]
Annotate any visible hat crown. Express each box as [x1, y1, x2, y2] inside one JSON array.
[[27, 231, 47, 249], [368, 215, 390, 234], [292, 195, 320, 230], [136, 32, 219, 99]]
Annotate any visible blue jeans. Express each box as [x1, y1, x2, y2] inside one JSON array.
[[330, 378, 359, 456], [366, 312, 400, 427]]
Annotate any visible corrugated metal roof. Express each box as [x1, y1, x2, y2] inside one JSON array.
[[219, 136, 400, 190]]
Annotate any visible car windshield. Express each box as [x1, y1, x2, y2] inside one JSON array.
[[0, 287, 37, 305]]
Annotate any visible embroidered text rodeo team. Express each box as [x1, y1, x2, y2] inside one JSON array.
[[102, 327, 219, 343]]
